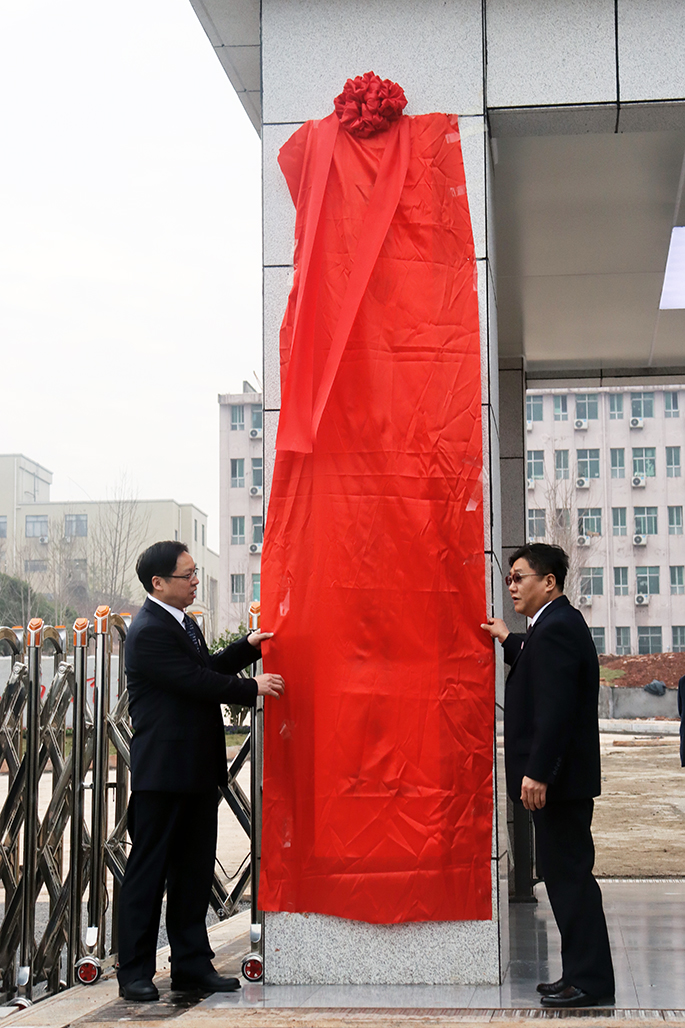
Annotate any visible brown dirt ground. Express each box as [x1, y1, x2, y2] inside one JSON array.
[[598, 651, 685, 689], [593, 733, 685, 876]]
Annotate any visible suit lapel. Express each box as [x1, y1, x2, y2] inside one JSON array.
[[144, 598, 207, 663]]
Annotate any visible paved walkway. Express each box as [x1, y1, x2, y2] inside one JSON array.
[[3, 880, 685, 1026]]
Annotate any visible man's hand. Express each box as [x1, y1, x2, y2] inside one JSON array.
[[480, 617, 510, 644], [248, 631, 273, 651], [254, 673, 285, 698], [521, 776, 547, 810]]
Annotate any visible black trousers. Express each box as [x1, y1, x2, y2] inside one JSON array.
[[117, 790, 218, 984], [533, 798, 614, 998]]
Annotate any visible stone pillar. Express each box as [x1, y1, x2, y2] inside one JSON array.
[[261, 0, 506, 984]]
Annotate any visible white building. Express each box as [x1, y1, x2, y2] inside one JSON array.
[[526, 386, 685, 656], [218, 384, 263, 632], [0, 454, 219, 633]]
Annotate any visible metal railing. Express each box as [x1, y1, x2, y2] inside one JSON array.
[[0, 610, 258, 1005]]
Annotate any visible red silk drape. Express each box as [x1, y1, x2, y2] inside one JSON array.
[[259, 112, 495, 924]]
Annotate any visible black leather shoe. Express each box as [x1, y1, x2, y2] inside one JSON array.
[[537, 977, 566, 996], [118, 979, 159, 1002], [171, 971, 241, 993], [541, 986, 615, 1008]]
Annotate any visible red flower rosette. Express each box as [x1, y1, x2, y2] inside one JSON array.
[[334, 71, 407, 138]]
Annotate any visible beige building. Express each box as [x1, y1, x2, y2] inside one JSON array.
[[526, 386, 685, 655], [218, 384, 263, 633], [0, 454, 219, 636]]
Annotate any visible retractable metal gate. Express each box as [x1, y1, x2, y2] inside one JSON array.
[[0, 610, 257, 1005]]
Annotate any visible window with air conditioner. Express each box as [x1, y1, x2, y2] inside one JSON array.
[[631, 392, 654, 419], [26, 514, 48, 538], [610, 448, 625, 479], [527, 450, 544, 480], [526, 395, 543, 422], [555, 449, 569, 480], [612, 508, 627, 537], [637, 626, 662, 655], [632, 447, 656, 477], [577, 449, 600, 479], [554, 395, 568, 421], [609, 394, 624, 420], [580, 567, 603, 597], [575, 393, 599, 421], [636, 566, 660, 596], [634, 506, 658, 535], [614, 567, 629, 596], [578, 508, 602, 537]]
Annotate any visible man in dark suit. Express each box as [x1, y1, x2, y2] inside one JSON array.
[[481, 543, 614, 1009], [117, 540, 284, 1002]]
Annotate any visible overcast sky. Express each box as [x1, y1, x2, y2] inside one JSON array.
[[0, 0, 262, 551]]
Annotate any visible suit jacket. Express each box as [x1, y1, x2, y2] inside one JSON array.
[[674, 678, 678, 768], [125, 598, 259, 793], [502, 595, 601, 804]]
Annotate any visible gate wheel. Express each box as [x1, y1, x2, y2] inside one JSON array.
[[75, 957, 102, 985], [241, 953, 263, 982]]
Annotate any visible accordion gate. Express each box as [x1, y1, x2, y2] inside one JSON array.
[[0, 612, 255, 1004]]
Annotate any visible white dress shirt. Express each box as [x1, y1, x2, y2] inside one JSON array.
[[147, 594, 185, 626]]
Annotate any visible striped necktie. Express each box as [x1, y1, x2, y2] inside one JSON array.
[[183, 613, 202, 654]]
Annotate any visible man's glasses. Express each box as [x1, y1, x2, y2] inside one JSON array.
[[505, 572, 543, 586], [166, 567, 199, 581]]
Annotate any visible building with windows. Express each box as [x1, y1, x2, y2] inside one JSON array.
[[526, 386, 685, 655], [0, 454, 219, 633], [218, 383, 263, 632]]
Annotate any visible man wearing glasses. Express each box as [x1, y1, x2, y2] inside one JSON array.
[[117, 541, 284, 1001], [481, 543, 614, 1009]]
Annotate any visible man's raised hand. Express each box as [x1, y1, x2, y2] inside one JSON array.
[[248, 630, 274, 651], [480, 617, 510, 644]]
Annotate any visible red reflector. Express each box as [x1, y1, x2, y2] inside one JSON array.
[[244, 958, 262, 980], [78, 962, 99, 983]]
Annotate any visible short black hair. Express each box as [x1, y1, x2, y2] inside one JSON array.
[[136, 540, 188, 593], [509, 543, 568, 591]]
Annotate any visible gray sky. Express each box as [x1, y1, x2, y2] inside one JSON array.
[[0, 0, 262, 551]]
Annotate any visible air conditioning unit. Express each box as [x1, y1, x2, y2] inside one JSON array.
[[631, 475, 646, 488], [576, 477, 589, 489], [630, 416, 644, 429], [579, 595, 593, 607], [577, 535, 590, 547], [574, 418, 588, 430], [633, 534, 647, 546], [526, 420, 533, 432], [250, 486, 263, 497], [635, 593, 650, 606], [249, 428, 263, 439], [527, 478, 535, 489], [39, 536, 48, 545], [249, 543, 262, 555]]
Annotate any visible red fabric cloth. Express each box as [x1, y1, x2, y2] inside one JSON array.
[[259, 112, 495, 924]]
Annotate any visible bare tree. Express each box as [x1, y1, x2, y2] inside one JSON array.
[[88, 476, 151, 611], [529, 472, 588, 607]]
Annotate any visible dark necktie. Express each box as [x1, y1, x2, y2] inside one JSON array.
[[183, 613, 202, 654]]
